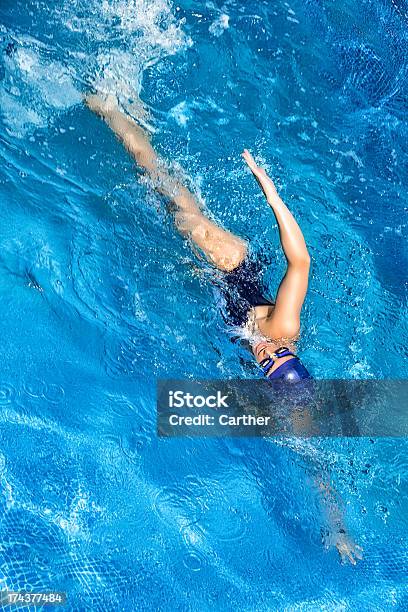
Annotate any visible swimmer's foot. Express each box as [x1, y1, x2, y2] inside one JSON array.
[[85, 92, 119, 118]]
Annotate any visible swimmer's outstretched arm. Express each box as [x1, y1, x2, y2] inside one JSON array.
[[318, 477, 363, 565], [242, 150, 310, 339]]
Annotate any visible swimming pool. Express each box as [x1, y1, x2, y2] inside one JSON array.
[[0, 0, 407, 609]]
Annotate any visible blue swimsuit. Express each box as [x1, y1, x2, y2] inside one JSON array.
[[221, 255, 274, 327], [220, 255, 311, 383]]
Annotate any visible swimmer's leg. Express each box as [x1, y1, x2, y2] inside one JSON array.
[[86, 94, 247, 272]]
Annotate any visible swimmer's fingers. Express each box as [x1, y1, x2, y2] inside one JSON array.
[[354, 544, 364, 560], [242, 148, 257, 170], [242, 149, 282, 207], [242, 149, 266, 176], [337, 542, 363, 565], [349, 546, 363, 564], [346, 550, 357, 565], [242, 149, 279, 203], [336, 543, 352, 564]]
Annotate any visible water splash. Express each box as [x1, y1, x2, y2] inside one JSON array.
[[0, 0, 191, 135]]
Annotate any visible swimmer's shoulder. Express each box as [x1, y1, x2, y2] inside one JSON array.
[[253, 307, 300, 344], [242, 307, 299, 352]]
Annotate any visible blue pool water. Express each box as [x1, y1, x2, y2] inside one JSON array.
[[0, 0, 407, 609]]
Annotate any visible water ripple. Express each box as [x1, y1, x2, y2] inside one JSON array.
[[0, 383, 16, 405], [42, 382, 65, 404]]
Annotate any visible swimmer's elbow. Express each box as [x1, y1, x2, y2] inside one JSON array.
[[289, 253, 311, 271], [300, 251, 310, 272]]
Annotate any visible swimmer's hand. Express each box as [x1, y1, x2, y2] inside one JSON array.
[[336, 532, 363, 565], [323, 528, 363, 565], [242, 149, 278, 202]]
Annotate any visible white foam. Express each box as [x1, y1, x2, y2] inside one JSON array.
[[209, 14, 230, 37], [169, 101, 192, 127], [1, 42, 82, 136], [100, 0, 189, 50], [1, 0, 191, 135]]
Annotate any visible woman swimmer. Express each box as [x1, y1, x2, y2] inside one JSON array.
[[85, 94, 362, 564], [86, 94, 311, 383]]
